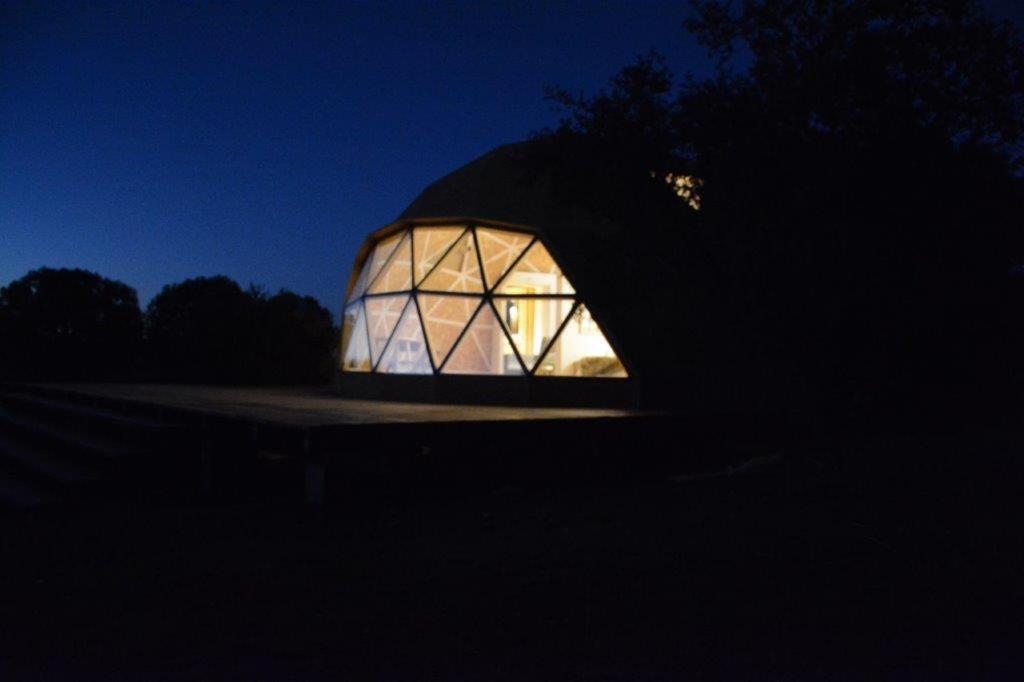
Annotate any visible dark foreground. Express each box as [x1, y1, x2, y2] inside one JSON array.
[[0, 431, 1021, 680]]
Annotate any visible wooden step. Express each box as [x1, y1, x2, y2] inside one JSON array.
[[0, 407, 147, 468], [0, 468, 60, 510], [0, 431, 109, 495], [0, 391, 182, 437]]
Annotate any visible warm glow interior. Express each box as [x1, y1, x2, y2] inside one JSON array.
[[340, 223, 626, 378]]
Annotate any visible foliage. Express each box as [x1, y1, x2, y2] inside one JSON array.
[[145, 276, 337, 385], [537, 0, 1024, 423], [685, 0, 1024, 161], [145, 276, 257, 384], [0, 269, 338, 385], [248, 289, 337, 385], [0, 268, 143, 381]]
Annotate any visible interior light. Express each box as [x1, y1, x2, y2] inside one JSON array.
[[505, 300, 519, 334]]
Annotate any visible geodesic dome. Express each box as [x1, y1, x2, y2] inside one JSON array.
[[339, 218, 627, 381]]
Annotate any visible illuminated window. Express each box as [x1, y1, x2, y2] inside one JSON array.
[[419, 230, 484, 293], [413, 226, 464, 285], [377, 299, 432, 374], [476, 227, 533, 289], [348, 231, 404, 302], [495, 295, 574, 372], [340, 222, 627, 378], [441, 302, 522, 375], [364, 294, 406, 368], [495, 241, 575, 295], [340, 302, 371, 372], [535, 305, 626, 377], [367, 232, 412, 294], [418, 293, 481, 368]]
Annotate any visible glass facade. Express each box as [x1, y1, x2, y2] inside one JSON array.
[[341, 221, 626, 378], [377, 299, 432, 374], [340, 302, 371, 372], [535, 304, 627, 377]]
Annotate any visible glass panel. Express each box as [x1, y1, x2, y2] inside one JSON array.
[[354, 231, 404, 300], [495, 241, 575, 294], [340, 302, 371, 372], [346, 260, 371, 303], [419, 231, 485, 293], [475, 227, 533, 290], [494, 296, 574, 372], [367, 232, 412, 294], [535, 305, 627, 378], [441, 303, 524, 375], [413, 226, 465, 285], [418, 294, 481, 368], [377, 300, 432, 374], [364, 294, 407, 367]]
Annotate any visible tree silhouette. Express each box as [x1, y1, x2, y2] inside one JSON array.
[[0, 268, 143, 381], [536, 0, 1024, 424], [145, 276, 256, 384], [145, 276, 336, 385], [247, 289, 337, 385]]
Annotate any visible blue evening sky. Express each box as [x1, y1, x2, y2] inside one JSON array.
[[2, 1, 1021, 319]]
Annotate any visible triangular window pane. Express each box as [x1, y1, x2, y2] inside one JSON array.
[[340, 302, 371, 372], [495, 241, 575, 294], [377, 300, 432, 374], [418, 294, 481, 369], [419, 231, 484, 293], [494, 297, 575, 372], [442, 303, 523, 375], [367, 232, 412, 294], [355, 231, 404, 300], [535, 305, 627, 378], [346, 261, 371, 303], [413, 226, 465, 285], [476, 228, 533, 291], [364, 294, 408, 367]]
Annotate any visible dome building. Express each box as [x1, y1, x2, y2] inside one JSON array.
[[337, 143, 644, 407]]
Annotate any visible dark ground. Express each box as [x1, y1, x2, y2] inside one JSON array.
[[0, 429, 1021, 680]]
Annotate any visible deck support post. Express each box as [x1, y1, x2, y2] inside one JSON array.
[[303, 430, 326, 505], [200, 416, 213, 498]]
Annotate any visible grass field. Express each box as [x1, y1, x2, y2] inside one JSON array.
[[0, 431, 1021, 680]]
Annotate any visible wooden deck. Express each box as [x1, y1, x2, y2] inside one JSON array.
[[3, 383, 673, 505], [23, 383, 644, 427]]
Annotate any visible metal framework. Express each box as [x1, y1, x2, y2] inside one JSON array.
[[340, 217, 628, 379]]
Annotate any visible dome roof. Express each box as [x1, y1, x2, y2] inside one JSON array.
[[400, 142, 551, 227], [341, 139, 700, 408]]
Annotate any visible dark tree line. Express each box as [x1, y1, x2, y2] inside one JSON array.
[[0, 268, 337, 385], [529, 0, 1024, 425]]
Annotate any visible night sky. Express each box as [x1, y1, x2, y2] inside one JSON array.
[[3, 1, 1021, 319]]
